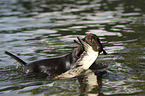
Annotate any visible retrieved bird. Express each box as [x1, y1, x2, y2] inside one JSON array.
[[53, 37, 99, 79]]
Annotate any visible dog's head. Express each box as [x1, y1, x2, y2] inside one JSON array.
[[74, 34, 107, 58]]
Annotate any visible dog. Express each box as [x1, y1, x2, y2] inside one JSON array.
[[5, 33, 107, 75]]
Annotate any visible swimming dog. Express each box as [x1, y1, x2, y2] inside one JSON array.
[[5, 34, 107, 75]]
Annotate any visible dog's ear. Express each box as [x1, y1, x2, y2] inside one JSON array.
[[73, 39, 84, 58]]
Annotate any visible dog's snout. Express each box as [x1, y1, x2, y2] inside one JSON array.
[[92, 44, 101, 52]]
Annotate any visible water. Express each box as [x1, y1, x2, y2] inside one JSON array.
[[0, 0, 145, 95]]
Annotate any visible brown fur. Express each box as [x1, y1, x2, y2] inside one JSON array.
[[75, 33, 107, 58]]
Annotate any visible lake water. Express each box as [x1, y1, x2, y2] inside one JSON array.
[[0, 0, 145, 96]]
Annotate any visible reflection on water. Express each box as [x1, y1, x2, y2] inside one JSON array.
[[0, 0, 145, 96], [78, 69, 103, 96]]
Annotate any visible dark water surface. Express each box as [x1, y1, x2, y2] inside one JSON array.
[[0, 0, 145, 96]]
